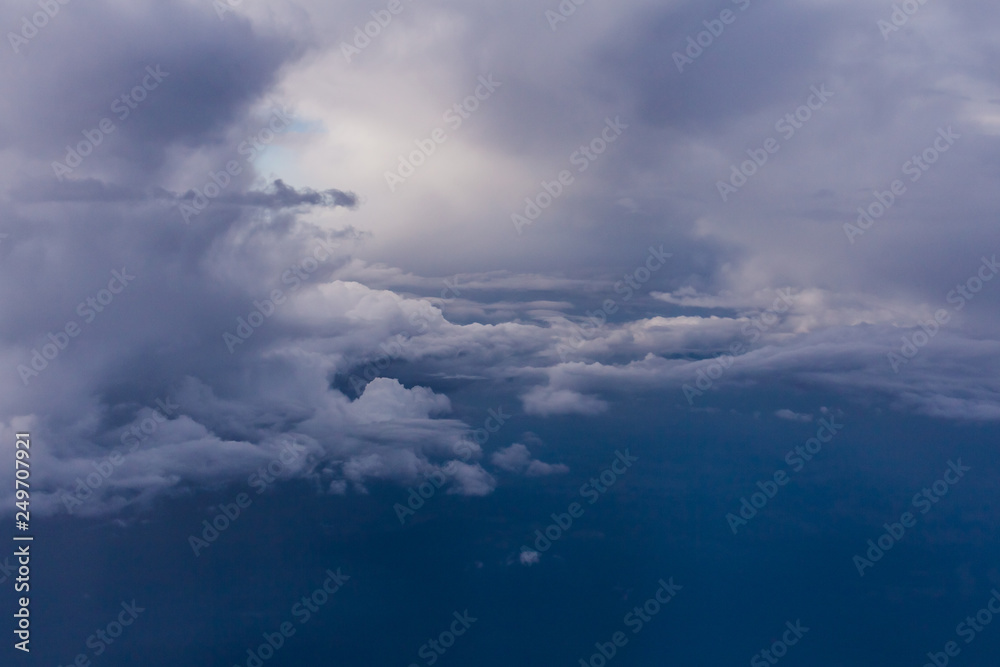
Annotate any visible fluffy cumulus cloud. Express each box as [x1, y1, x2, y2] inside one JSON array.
[[490, 443, 568, 476], [3, 0, 1000, 517]]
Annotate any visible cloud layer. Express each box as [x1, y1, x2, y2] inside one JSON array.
[[3, 0, 1000, 517]]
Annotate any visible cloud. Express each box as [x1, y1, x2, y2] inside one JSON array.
[[443, 461, 496, 496], [775, 409, 813, 422], [525, 459, 570, 477], [490, 443, 568, 476], [521, 387, 609, 417], [0, 1, 300, 177], [12, 178, 357, 212], [490, 444, 532, 472], [174, 179, 358, 210], [349, 378, 450, 423], [4, 0, 1000, 522]]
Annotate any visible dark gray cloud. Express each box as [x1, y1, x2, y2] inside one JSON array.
[[175, 178, 358, 209], [11, 177, 357, 210], [1, 2, 300, 182]]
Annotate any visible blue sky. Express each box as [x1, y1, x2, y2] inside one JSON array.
[[2, 0, 1000, 664]]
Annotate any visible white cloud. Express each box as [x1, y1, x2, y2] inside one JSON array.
[[490, 443, 568, 476], [775, 409, 813, 422], [521, 387, 608, 417]]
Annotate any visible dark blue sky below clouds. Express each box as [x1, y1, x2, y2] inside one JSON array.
[[2, 0, 1000, 665]]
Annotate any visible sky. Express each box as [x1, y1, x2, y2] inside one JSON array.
[[2, 0, 1000, 665]]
